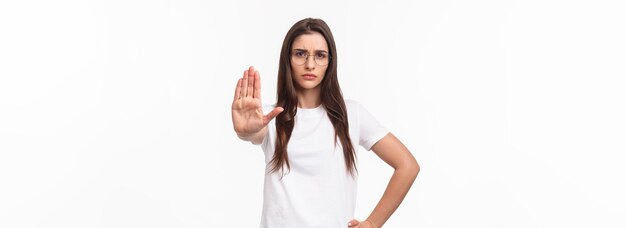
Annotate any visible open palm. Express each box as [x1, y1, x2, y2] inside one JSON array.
[[231, 66, 283, 138]]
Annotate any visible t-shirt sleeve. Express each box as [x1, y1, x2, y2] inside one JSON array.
[[260, 103, 275, 150], [357, 102, 389, 151]]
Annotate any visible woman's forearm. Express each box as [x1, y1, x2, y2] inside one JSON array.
[[366, 165, 419, 227]]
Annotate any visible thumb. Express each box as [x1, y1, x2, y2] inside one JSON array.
[[347, 219, 360, 227], [263, 107, 284, 124]]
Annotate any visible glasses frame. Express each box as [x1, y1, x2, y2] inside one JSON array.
[[290, 51, 332, 66]]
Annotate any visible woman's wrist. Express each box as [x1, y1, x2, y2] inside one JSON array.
[[365, 219, 377, 228]]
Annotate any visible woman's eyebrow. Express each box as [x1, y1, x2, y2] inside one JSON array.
[[293, 48, 328, 53]]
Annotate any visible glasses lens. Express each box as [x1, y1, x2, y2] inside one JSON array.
[[315, 55, 329, 66], [291, 53, 305, 65]]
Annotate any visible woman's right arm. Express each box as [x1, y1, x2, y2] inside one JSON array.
[[231, 66, 283, 145]]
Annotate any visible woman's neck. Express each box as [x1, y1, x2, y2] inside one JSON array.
[[296, 87, 322, 109]]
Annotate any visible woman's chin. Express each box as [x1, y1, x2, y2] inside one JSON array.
[[296, 82, 322, 90]]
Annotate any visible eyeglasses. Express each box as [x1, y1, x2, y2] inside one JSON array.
[[291, 49, 331, 66]]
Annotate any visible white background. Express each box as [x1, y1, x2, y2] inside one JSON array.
[[1, 0, 625, 227]]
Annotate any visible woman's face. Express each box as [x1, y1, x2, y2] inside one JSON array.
[[290, 32, 329, 91]]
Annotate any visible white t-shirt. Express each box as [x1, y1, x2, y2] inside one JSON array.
[[258, 99, 388, 228]]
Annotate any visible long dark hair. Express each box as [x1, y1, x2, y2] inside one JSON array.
[[268, 18, 357, 178]]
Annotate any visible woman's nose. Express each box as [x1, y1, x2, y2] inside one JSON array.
[[304, 55, 315, 69]]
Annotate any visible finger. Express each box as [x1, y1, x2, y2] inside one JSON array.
[[263, 107, 284, 125], [242, 69, 249, 97], [253, 70, 261, 99], [238, 76, 245, 100], [247, 66, 255, 98], [347, 219, 360, 227], [233, 78, 242, 101]]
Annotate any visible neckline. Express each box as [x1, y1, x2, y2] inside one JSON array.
[[298, 103, 322, 110], [296, 104, 325, 116]]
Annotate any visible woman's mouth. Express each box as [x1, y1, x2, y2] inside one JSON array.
[[303, 74, 317, 80]]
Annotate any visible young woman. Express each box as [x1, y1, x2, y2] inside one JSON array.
[[231, 18, 419, 228]]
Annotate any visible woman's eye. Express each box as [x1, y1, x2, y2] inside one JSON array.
[[316, 53, 327, 59], [295, 51, 306, 57]]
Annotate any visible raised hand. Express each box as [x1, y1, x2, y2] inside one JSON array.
[[231, 66, 283, 141]]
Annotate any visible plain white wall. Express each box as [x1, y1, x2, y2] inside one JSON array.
[[1, 0, 625, 227]]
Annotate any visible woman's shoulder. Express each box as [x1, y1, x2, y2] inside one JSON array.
[[344, 98, 358, 106], [344, 99, 364, 110]]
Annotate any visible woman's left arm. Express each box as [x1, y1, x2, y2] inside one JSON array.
[[360, 133, 420, 227]]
